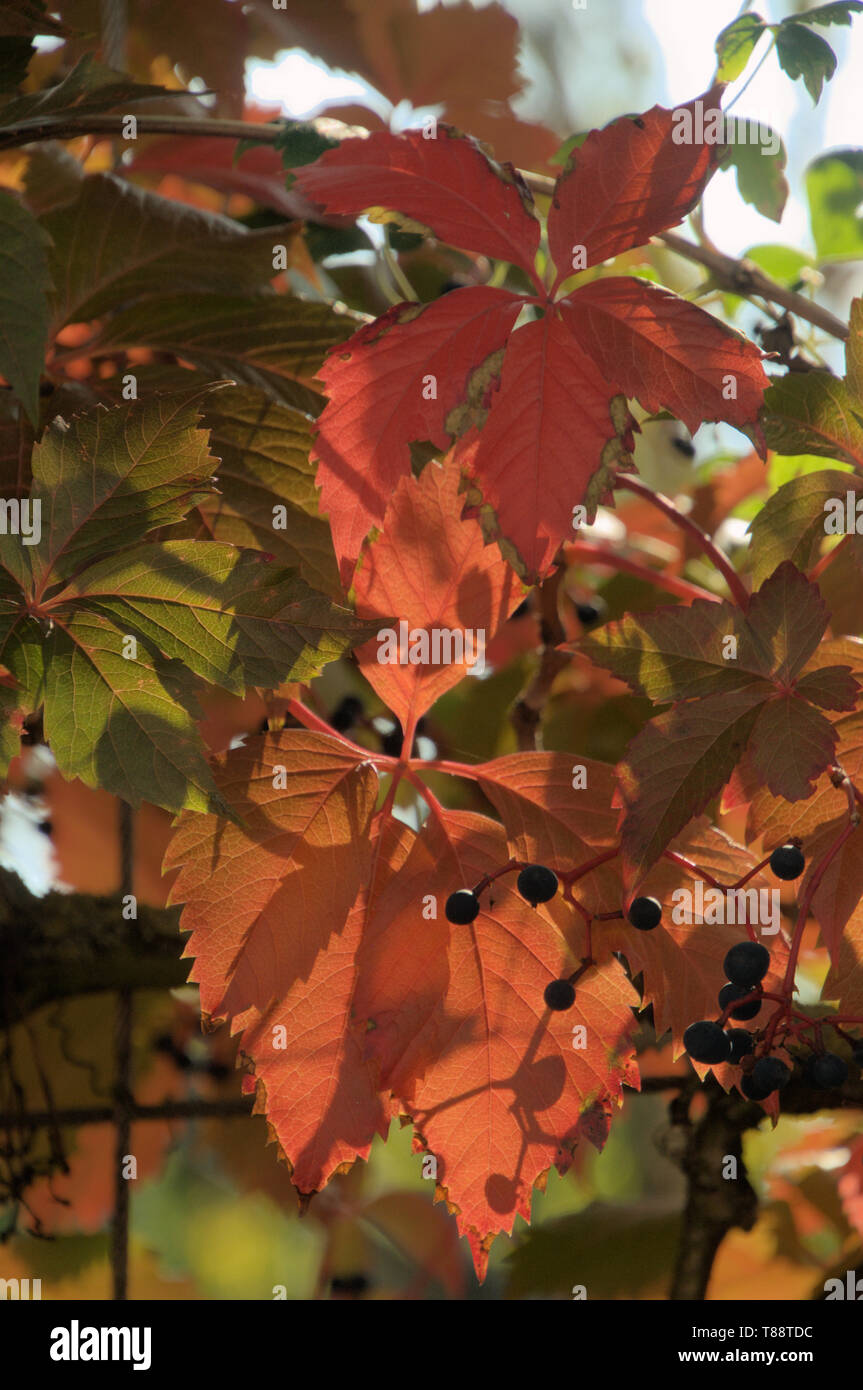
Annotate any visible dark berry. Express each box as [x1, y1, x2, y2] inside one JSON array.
[[544, 978, 576, 1011], [517, 864, 559, 906], [380, 725, 403, 757], [684, 1020, 731, 1064], [723, 941, 770, 989], [806, 1052, 848, 1089], [750, 1056, 790, 1095], [741, 1072, 773, 1101], [330, 1274, 369, 1295], [672, 436, 696, 458], [627, 896, 662, 931], [575, 597, 607, 628], [719, 982, 762, 1021], [769, 844, 805, 881], [725, 1028, 755, 1064], [330, 695, 364, 732], [445, 889, 479, 925]]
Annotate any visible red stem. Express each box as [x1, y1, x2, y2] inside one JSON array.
[[563, 539, 718, 604], [616, 475, 750, 610]]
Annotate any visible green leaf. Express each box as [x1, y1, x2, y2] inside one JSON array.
[[714, 12, 767, 81], [792, 1, 863, 27], [806, 150, 863, 262], [275, 121, 341, 188], [0, 54, 170, 133], [776, 22, 838, 103], [0, 190, 51, 426], [747, 468, 857, 583], [549, 131, 589, 167], [194, 385, 340, 596], [0, 36, 34, 93], [54, 540, 382, 695], [25, 387, 222, 589], [582, 601, 768, 703], [39, 610, 224, 814], [743, 243, 816, 286], [761, 372, 863, 467], [720, 118, 788, 222], [507, 1202, 681, 1299], [91, 293, 358, 415], [40, 174, 294, 327]]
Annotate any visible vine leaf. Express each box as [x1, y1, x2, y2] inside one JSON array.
[[312, 288, 523, 580], [352, 454, 522, 726], [294, 96, 768, 581], [293, 125, 542, 279], [356, 809, 640, 1280], [586, 563, 857, 886]]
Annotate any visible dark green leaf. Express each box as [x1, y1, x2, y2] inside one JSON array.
[[776, 22, 838, 103], [720, 118, 788, 222], [0, 189, 51, 426]]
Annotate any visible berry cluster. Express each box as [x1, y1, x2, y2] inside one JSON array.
[[681, 844, 861, 1099], [445, 847, 669, 1012]]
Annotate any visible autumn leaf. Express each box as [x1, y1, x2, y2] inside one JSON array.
[[558, 279, 768, 444], [547, 87, 723, 287], [165, 732, 404, 1193], [453, 309, 637, 577], [296, 96, 768, 580], [355, 809, 639, 1279], [352, 454, 522, 727], [470, 750, 623, 913], [293, 125, 542, 280], [585, 562, 857, 885], [600, 819, 786, 1055], [312, 287, 523, 579]]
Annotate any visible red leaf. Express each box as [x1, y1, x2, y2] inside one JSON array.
[[312, 287, 522, 579], [293, 126, 542, 282], [165, 736, 411, 1194], [471, 751, 623, 913], [547, 86, 724, 289], [455, 309, 635, 577], [794, 665, 858, 711], [559, 277, 769, 443], [165, 732, 378, 1021], [746, 693, 840, 801], [356, 810, 639, 1278], [127, 135, 309, 218], [239, 814, 412, 1194], [352, 454, 522, 726]]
